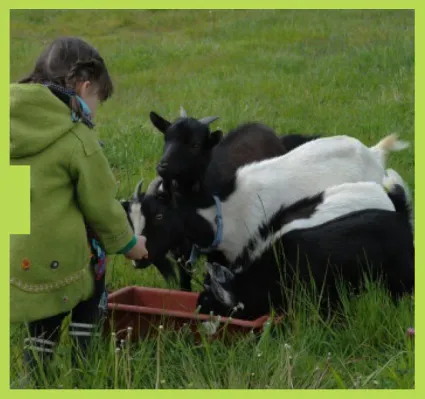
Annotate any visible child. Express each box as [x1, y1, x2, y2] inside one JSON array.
[[10, 36, 148, 384]]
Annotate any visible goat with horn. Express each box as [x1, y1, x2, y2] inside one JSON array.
[[120, 175, 195, 291], [149, 107, 222, 195]]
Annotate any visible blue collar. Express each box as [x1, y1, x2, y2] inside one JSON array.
[[209, 195, 223, 249], [187, 195, 223, 266]]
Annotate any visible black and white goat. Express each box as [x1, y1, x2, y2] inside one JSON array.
[[124, 120, 321, 290], [121, 177, 193, 289], [133, 133, 409, 284], [196, 170, 414, 320]]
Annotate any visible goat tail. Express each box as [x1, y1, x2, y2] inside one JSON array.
[[375, 133, 410, 152], [383, 168, 414, 232], [369, 133, 410, 168]]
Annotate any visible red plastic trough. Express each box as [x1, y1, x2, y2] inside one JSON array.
[[105, 286, 279, 342]]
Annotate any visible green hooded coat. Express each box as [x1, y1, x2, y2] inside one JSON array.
[[10, 83, 135, 324]]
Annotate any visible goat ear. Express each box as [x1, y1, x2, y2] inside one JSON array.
[[207, 262, 235, 284], [133, 179, 144, 201], [210, 278, 235, 307], [149, 111, 171, 134], [207, 130, 223, 149]]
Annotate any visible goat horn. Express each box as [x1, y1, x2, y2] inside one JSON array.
[[180, 106, 188, 118], [133, 179, 144, 200], [146, 176, 164, 196], [199, 116, 220, 125]]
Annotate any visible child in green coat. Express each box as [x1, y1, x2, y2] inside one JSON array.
[[10, 36, 148, 383]]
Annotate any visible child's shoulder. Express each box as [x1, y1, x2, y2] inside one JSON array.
[[69, 123, 103, 157]]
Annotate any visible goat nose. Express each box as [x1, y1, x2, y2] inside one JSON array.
[[158, 161, 168, 168]]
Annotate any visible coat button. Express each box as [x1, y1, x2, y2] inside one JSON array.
[[51, 261, 59, 269], [21, 258, 31, 270]]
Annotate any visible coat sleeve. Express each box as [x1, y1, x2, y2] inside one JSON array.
[[69, 134, 136, 255]]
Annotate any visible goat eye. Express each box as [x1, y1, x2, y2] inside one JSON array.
[[155, 214, 163, 221]]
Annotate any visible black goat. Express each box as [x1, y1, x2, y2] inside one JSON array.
[[149, 106, 222, 194]]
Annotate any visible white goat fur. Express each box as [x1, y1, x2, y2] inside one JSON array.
[[197, 134, 409, 263], [383, 167, 414, 232], [248, 181, 397, 263]]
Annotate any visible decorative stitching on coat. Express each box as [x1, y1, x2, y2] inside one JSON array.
[[10, 267, 88, 293]]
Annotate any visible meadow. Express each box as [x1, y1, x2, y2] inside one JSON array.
[[9, 9, 414, 389]]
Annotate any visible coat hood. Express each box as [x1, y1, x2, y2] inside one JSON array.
[[10, 83, 76, 159]]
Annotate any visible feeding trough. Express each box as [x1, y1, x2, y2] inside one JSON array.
[[105, 286, 280, 342]]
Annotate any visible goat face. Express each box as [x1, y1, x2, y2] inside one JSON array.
[[121, 177, 172, 269], [197, 262, 246, 318], [149, 110, 222, 183], [139, 189, 185, 265]]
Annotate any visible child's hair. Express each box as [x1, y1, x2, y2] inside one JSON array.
[[18, 36, 113, 123]]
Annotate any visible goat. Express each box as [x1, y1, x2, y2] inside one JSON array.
[[125, 122, 320, 290], [121, 177, 193, 290], [135, 133, 409, 280], [149, 106, 222, 194], [203, 123, 320, 195], [196, 173, 414, 320]]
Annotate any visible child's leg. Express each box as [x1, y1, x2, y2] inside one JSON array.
[[23, 311, 68, 385], [69, 272, 107, 368], [70, 226, 108, 370]]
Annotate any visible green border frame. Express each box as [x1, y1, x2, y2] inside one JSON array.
[[2, 2, 420, 394]]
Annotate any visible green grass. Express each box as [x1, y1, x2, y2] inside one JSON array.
[[10, 9, 414, 389]]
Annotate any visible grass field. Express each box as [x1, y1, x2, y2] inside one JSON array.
[[10, 9, 415, 389]]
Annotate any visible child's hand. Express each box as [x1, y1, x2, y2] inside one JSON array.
[[125, 235, 149, 260]]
